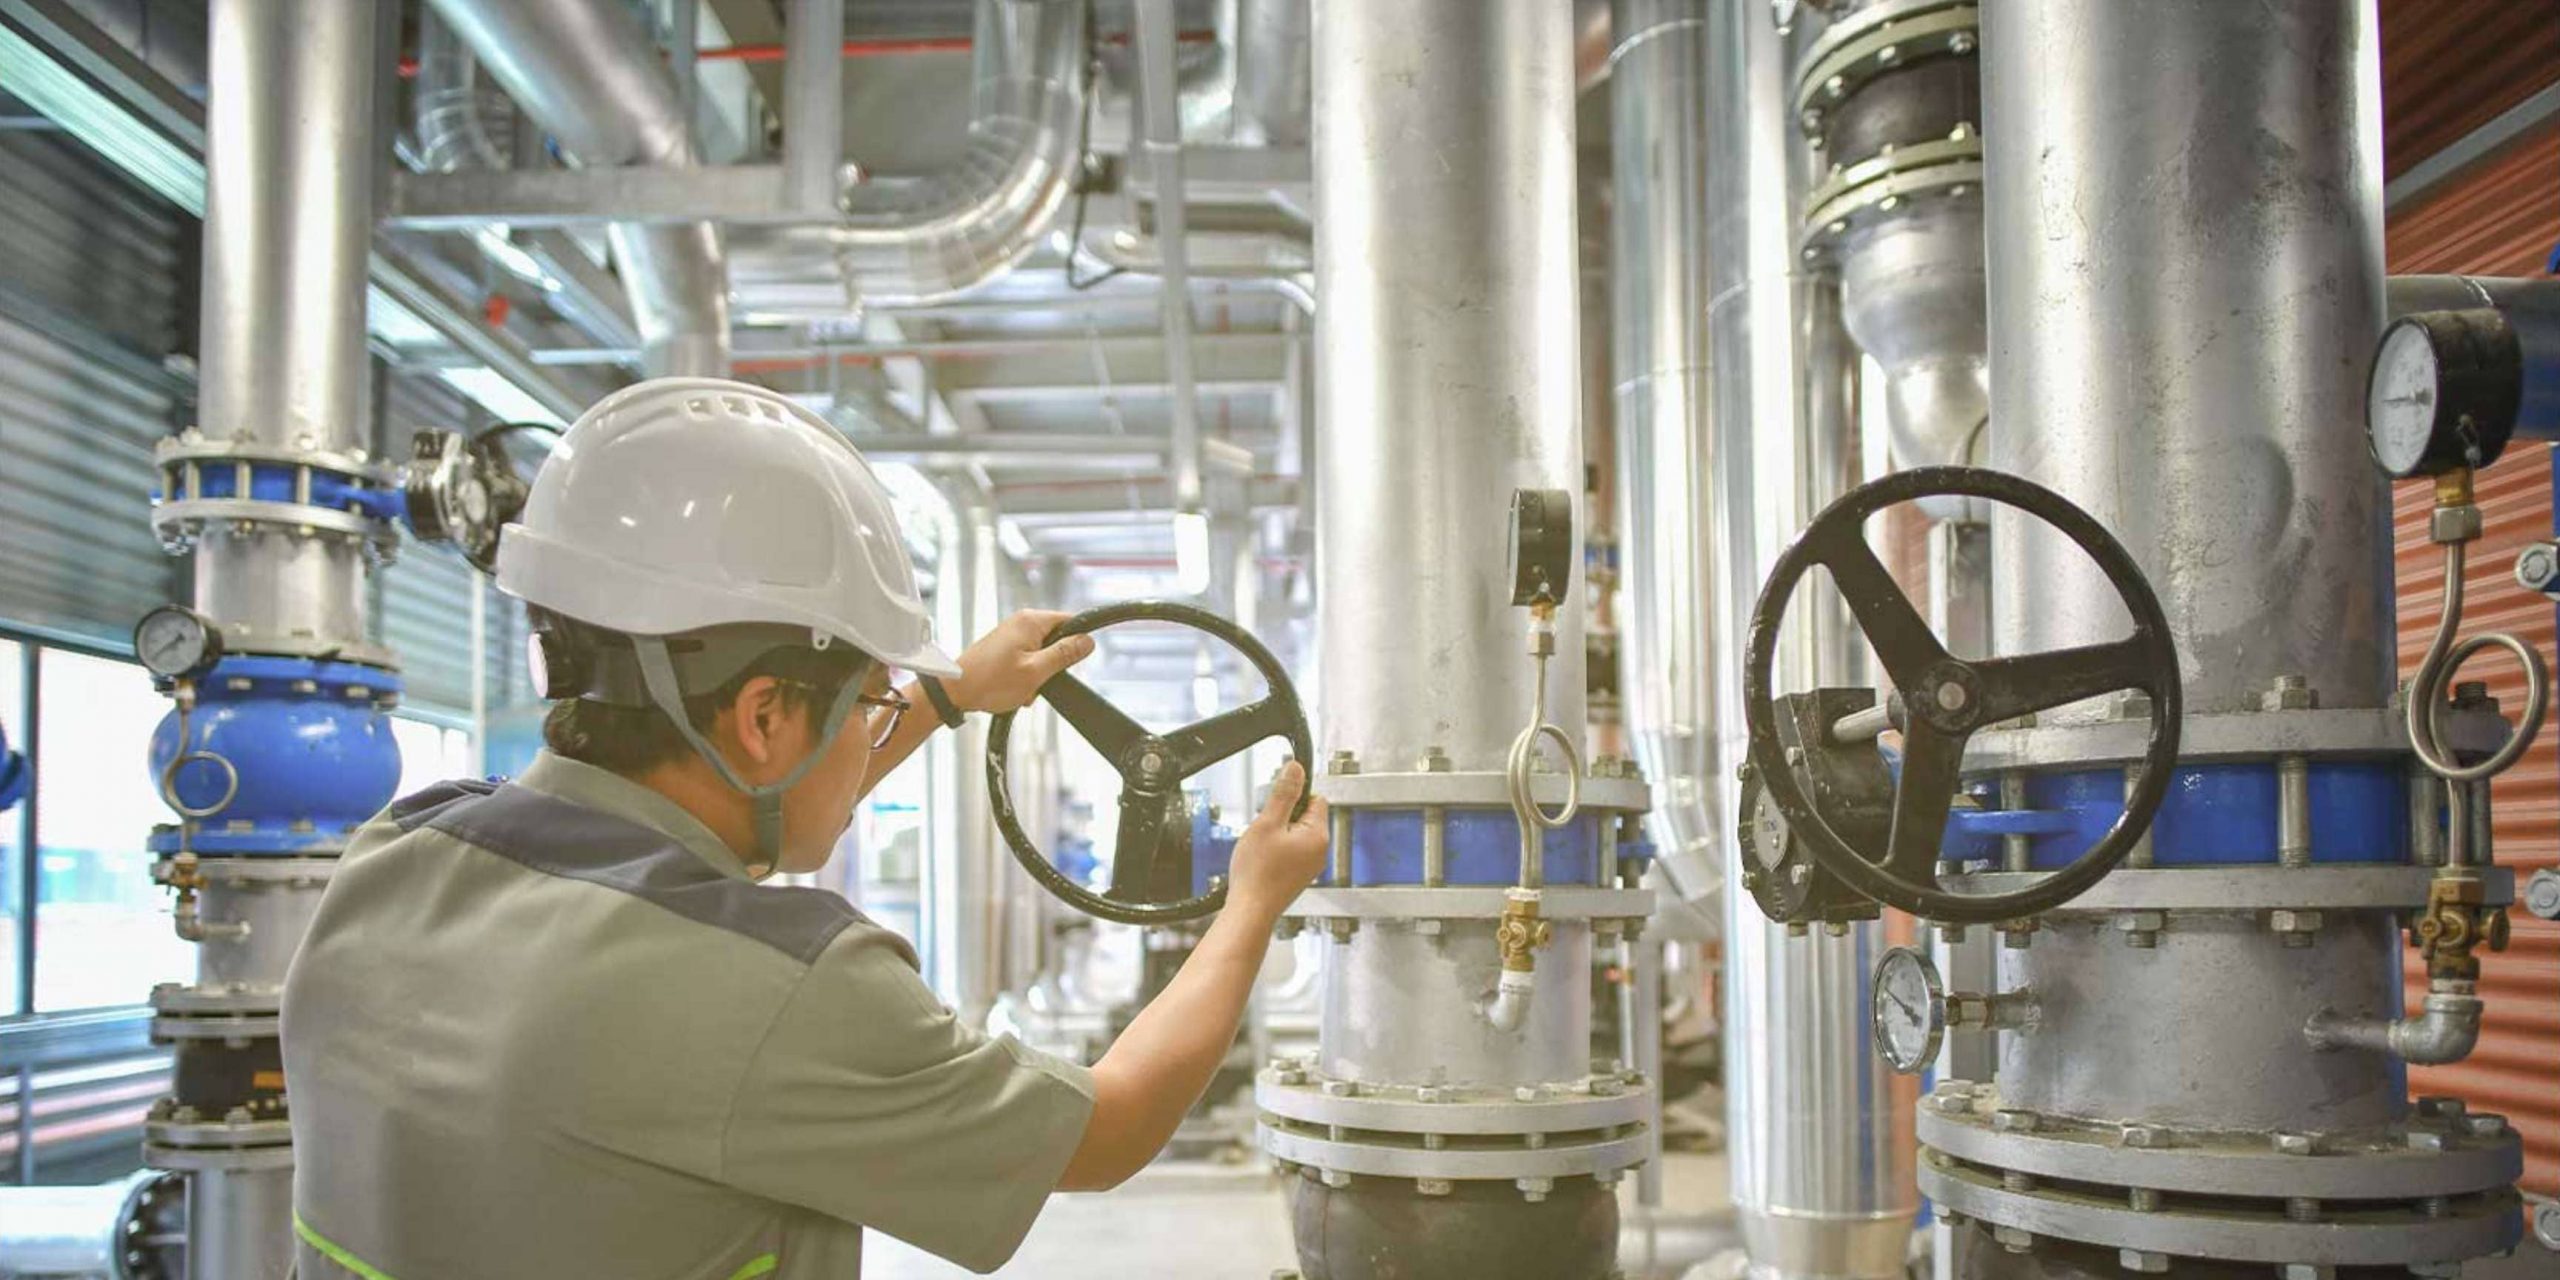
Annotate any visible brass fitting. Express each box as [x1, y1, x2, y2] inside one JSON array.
[[1495, 890, 1552, 973], [2411, 871, 2509, 981]]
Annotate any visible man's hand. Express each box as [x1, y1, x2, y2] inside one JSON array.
[[1227, 761, 1329, 918], [945, 609, 1096, 714]]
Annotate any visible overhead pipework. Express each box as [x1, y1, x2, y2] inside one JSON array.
[[426, 0, 732, 376], [1258, 3, 1657, 1277]]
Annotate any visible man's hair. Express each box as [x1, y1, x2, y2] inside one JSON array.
[[540, 619, 872, 776]]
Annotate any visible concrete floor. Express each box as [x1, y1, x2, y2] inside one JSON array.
[[867, 1153, 1736, 1280]]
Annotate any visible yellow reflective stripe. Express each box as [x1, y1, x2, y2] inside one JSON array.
[[292, 1213, 400, 1280], [293, 1212, 776, 1280]]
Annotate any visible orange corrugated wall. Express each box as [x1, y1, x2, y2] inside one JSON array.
[[2382, 0, 2560, 1201]]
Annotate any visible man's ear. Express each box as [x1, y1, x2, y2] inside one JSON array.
[[723, 675, 795, 768]]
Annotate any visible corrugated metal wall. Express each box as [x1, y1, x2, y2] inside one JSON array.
[[2380, 0, 2560, 1208], [0, 123, 189, 646]]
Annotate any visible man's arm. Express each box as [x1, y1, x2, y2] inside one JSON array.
[[1058, 761, 1329, 1191], [860, 609, 1095, 799]]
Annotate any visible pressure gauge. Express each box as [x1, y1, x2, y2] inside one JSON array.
[[1870, 945, 1947, 1075], [133, 604, 223, 683], [2365, 308, 2522, 479], [1506, 488, 1575, 607]]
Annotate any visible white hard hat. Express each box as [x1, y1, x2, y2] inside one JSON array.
[[494, 377, 960, 678]]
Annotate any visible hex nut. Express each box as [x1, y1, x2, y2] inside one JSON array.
[[2126, 1187, 2162, 1213], [1516, 1176, 1553, 1203], [2119, 1124, 2164, 1149], [1414, 1086, 1445, 1104], [2464, 1113, 2508, 1138], [1992, 1109, 2039, 1134], [1321, 1080, 1357, 1098], [1415, 1178, 1452, 1197], [2516, 542, 2560, 594], [1514, 1086, 1545, 1103], [2416, 1096, 2469, 1121], [1320, 1169, 1351, 1188], [2267, 909, 2324, 936], [2531, 1200, 2560, 1250], [1992, 1225, 2033, 1255], [2262, 676, 2320, 712], [2407, 1130, 2449, 1152], [2277, 1267, 2336, 1280], [2107, 689, 2153, 721], [2431, 505, 2484, 545], [2117, 1249, 2169, 1274], [2272, 1132, 2318, 1155]]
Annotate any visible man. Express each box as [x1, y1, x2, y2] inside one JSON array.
[[282, 378, 1330, 1278]]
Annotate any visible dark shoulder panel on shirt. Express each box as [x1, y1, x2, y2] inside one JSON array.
[[416, 782, 865, 967], [388, 776, 499, 828]]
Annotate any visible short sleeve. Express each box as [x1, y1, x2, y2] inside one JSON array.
[[718, 922, 1095, 1273]]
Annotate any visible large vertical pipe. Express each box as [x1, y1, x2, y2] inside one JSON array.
[[193, 0, 378, 656], [1985, 0, 2389, 715], [1313, 0, 1585, 776], [1609, 0, 1722, 899], [1705, 4, 1907, 1277]]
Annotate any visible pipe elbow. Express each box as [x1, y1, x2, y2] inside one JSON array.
[[2306, 989, 2481, 1066], [1484, 968, 1535, 1033]]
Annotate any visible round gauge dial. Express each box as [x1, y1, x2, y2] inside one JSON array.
[[2367, 319, 2442, 479], [133, 605, 222, 682], [1870, 945, 1946, 1075]]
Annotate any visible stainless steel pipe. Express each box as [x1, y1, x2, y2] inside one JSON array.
[[1313, 0, 1586, 775], [1608, 0, 1722, 900], [1984, 0, 2390, 717], [1705, 4, 1908, 1277]]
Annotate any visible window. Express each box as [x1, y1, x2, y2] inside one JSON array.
[[0, 638, 25, 1013], [391, 715, 477, 801], [31, 649, 191, 1012]]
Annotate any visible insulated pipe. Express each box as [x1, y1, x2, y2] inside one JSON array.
[[1704, 4, 1909, 1278], [1136, 0, 1206, 514], [782, 0, 847, 215], [1313, 0, 1585, 774], [427, 0, 732, 376], [1984, 0, 2389, 716], [193, 0, 381, 657], [1229, 0, 1309, 147], [731, 0, 1089, 308], [1608, 0, 1722, 900]]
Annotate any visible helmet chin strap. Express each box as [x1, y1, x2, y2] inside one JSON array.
[[631, 638, 870, 876]]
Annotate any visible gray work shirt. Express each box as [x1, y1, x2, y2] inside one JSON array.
[[282, 751, 1094, 1279]]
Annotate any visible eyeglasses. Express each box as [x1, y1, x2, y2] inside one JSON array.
[[856, 687, 911, 749]]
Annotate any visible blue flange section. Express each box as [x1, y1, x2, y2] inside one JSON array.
[[1944, 760, 2411, 869], [165, 462, 408, 524], [1342, 809, 1604, 887], [1191, 802, 1241, 897], [147, 657, 404, 855], [0, 721, 24, 814]]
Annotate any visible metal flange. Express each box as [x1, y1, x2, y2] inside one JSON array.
[[1259, 1119, 1650, 1185], [1919, 1100, 2521, 1200], [1792, 0, 1977, 131], [1281, 886, 1653, 923], [1314, 768, 1650, 813], [1257, 1069, 1653, 1136], [155, 433, 389, 480], [152, 855, 337, 888], [1800, 134, 1982, 256], [152, 497, 394, 549], [1963, 706, 2509, 771], [1920, 1152, 2521, 1267], [1939, 865, 2515, 915]]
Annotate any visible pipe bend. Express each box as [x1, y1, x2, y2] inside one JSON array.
[[2306, 987, 2482, 1066], [1484, 967, 1536, 1033]]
